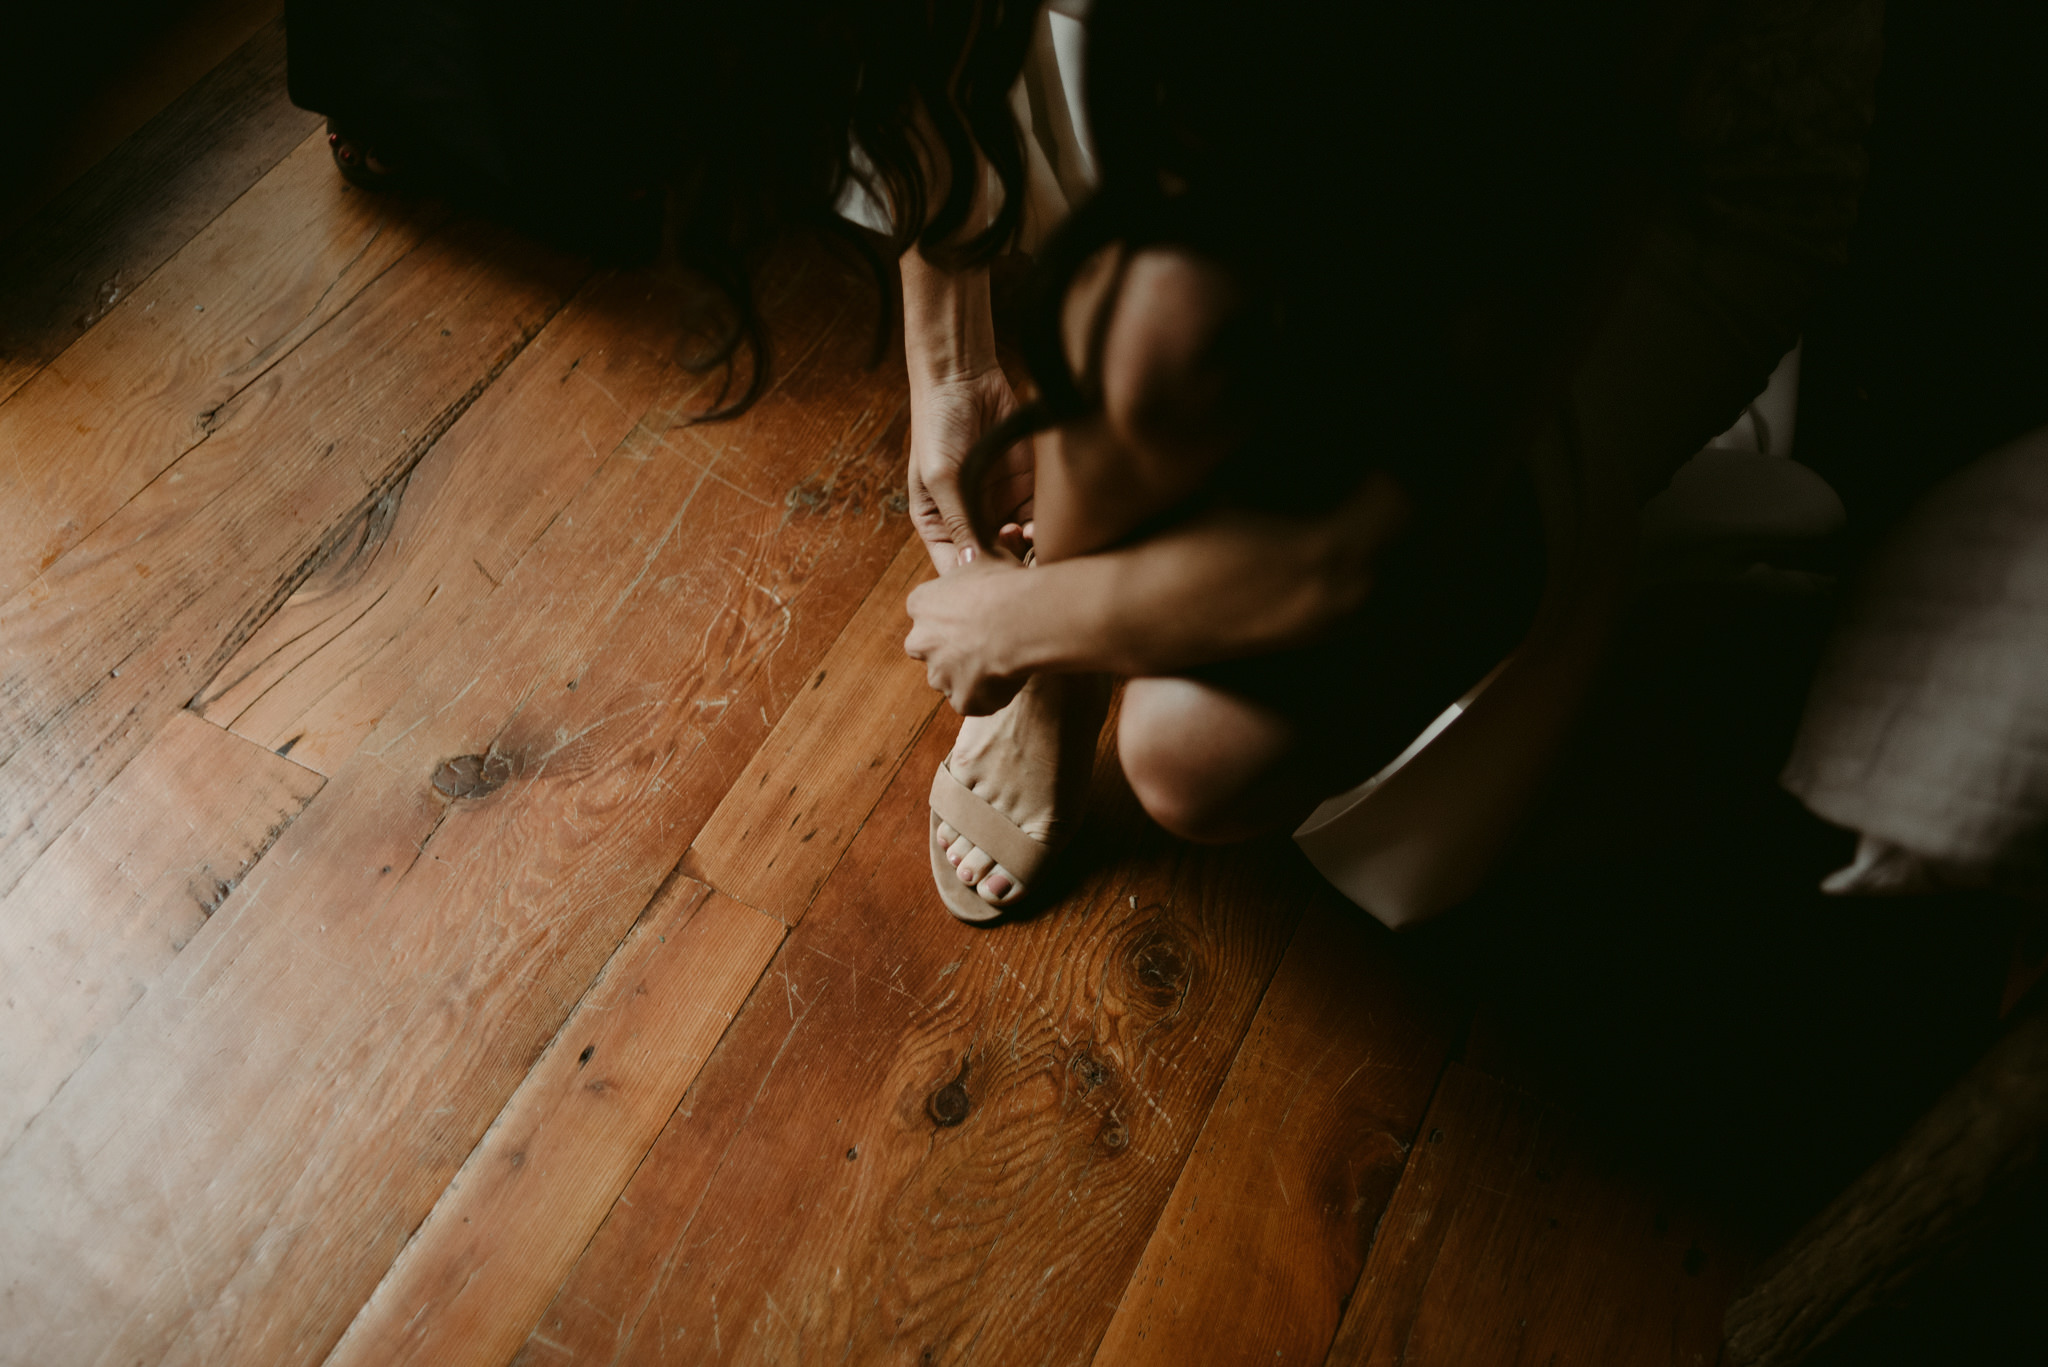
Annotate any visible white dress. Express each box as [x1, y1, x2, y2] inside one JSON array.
[[837, 0, 1096, 253]]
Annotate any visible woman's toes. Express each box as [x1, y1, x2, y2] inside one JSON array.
[[978, 865, 1021, 905], [957, 845, 996, 886], [938, 821, 961, 848], [946, 833, 974, 868]]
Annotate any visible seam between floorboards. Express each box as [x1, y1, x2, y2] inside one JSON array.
[[1072, 886, 1323, 1367], [1318, 1028, 1470, 1367], [495, 921, 793, 1367], [307, 820, 721, 1367], [690, 692, 941, 932], [0, 200, 453, 623], [0, 254, 581, 912]]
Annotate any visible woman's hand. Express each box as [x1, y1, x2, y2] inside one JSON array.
[[906, 470, 1413, 691], [900, 244, 1035, 571], [904, 551, 1034, 714], [906, 366, 1035, 572]]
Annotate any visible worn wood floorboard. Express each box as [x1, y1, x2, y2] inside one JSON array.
[[515, 712, 1319, 1367], [1324, 1062, 1739, 1367], [0, 237, 910, 1367], [684, 532, 939, 923], [0, 30, 1771, 1367], [0, 709, 321, 1157], [192, 267, 711, 774], [1091, 896, 1462, 1367], [0, 16, 320, 406], [0, 133, 441, 605], [0, 205, 577, 896], [324, 527, 936, 1367], [325, 881, 788, 1367]]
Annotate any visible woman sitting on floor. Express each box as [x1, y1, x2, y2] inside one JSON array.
[[285, 0, 1880, 922], [899, 0, 1879, 921]]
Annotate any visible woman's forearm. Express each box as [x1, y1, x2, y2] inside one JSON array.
[[999, 471, 1410, 678]]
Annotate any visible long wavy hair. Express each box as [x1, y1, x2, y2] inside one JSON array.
[[613, 0, 1684, 447], [610, 0, 1043, 414]]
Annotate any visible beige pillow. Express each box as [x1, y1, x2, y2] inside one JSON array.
[[1783, 423, 2048, 900]]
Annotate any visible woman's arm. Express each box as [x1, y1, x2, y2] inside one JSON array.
[[896, 81, 1043, 572], [905, 469, 1410, 714], [901, 249, 1033, 570]]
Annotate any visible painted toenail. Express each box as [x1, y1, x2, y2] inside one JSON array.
[[984, 874, 1012, 899]]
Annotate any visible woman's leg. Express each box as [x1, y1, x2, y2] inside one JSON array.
[[933, 244, 1252, 910], [1116, 675, 1327, 843]]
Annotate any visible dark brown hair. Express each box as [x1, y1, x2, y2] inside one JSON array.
[[619, 0, 1044, 413]]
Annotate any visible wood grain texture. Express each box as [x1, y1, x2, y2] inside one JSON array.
[[684, 532, 939, 922], [1325, 1063, 1738, 1367], [1092, 897, 1461, 1367], [193, 268, 713, 773], [0, 134, 442, 602], [326, 882, 787, 1367], [0, 709, 322, 1156], [0, 18, 322, 406], [516, 713, 1318, 1367], [0, 209, 577, 896], [0, 239, 910, 1367]]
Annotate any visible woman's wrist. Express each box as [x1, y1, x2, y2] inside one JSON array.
[[902, 249, 1000, 388], [970, 555, 1132, 679], [986, 478, 1410, 680], [948, 558, 1105, 682]]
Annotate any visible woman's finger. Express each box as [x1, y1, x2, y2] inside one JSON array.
[[912, 439, 986, 560]]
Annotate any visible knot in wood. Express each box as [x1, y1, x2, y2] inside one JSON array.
[[1068, 1048, 1112, 1092], [928, 1080, 970, 1128], [1126, 932, 1191, 1004], [433, 752, 512, 800], [1097, 1116, 1129, 1151], [927, 1057, 971, 1128]]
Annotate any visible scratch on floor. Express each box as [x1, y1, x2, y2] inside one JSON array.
[[1270, 1149, 1291, 1206]]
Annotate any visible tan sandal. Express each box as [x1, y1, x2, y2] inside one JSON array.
[[927, 763, 1058, 924]]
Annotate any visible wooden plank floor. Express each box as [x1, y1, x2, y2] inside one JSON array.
[[0, 27, 1751, 1367]]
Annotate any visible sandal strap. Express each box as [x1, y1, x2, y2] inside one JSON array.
[[929, 765, 1053, 880]]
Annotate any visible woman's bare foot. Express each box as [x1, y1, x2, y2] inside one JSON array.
[[325, 122, 402, 191], [935, 670, 1111, 910]]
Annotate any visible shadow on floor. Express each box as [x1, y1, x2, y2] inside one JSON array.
[[1410, 580, 2039, 1364]]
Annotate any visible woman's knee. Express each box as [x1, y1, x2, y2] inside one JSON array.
[[1117, 678, 1297, 843]]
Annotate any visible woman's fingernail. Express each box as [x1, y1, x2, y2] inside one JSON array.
[[959, 546, 976, 565]]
